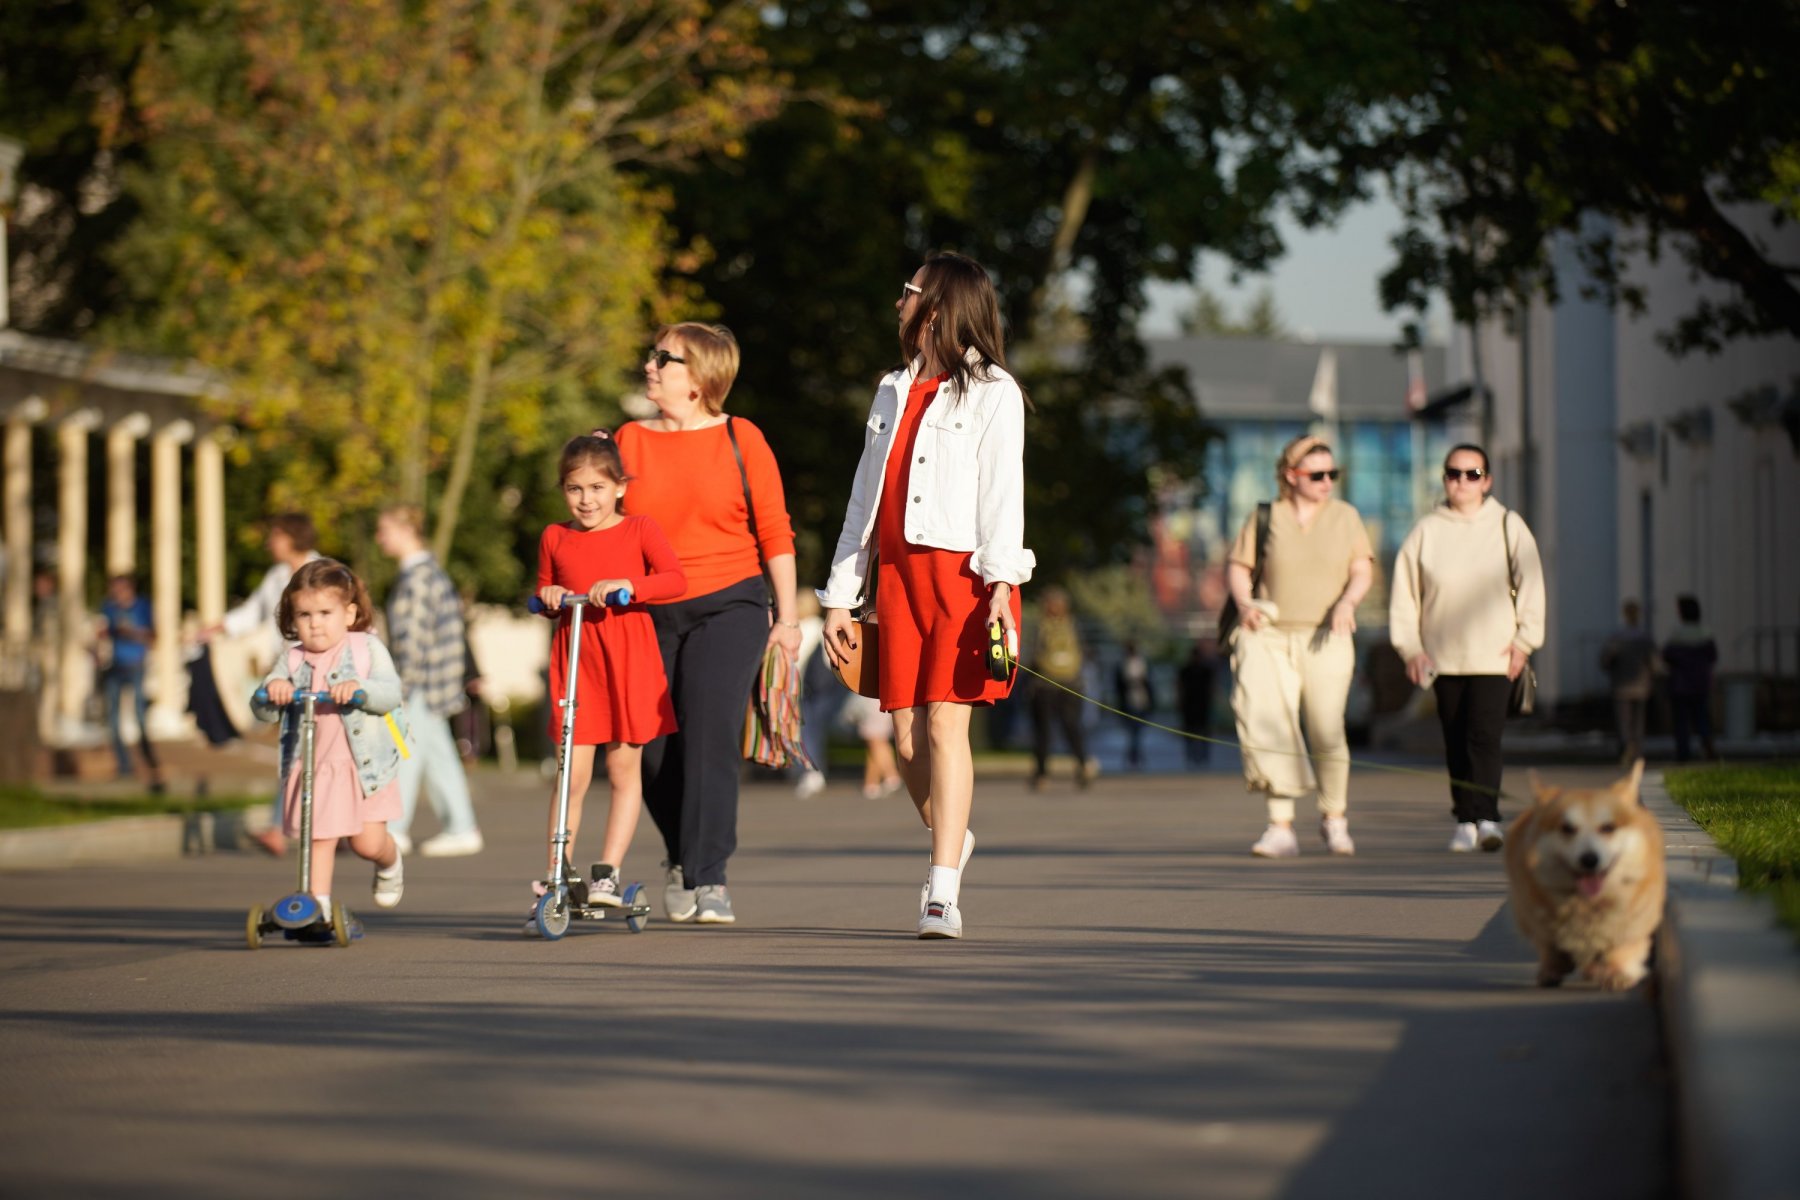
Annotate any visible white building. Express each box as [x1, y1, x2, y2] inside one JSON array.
[[1445, 213, 1800, 728]]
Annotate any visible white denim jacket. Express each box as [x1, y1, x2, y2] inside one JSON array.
[[819, 350, 1035, 610]]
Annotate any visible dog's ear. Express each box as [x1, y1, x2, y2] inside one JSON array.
[[1527, 769, 1555, 805], [1617, 757, 1645, 802]]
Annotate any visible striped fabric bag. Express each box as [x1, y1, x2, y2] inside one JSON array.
[[742, 644, 813, 771]]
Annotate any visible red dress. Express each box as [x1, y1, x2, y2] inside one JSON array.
[[537, 516, 685, 745], [875, 373, 1023, 710]]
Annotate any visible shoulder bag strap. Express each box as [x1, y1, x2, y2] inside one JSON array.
[[1502, 509, 1519, 612], [1250, 502, 1272, 594], [726, 416, 774, 608]]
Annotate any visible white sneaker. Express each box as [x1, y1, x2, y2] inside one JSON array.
[[1320, 816, 1355, 856], [419, 829, 485, 858], [663, 861, 697, 922], [371, 851, 404, 909], [917, 898, 963, 939], [1477, 820, 1506, 852], [1251, 824, 1299, 858], [920, 828, 976, 915], [587, 864, 623, 908], [795, 769, 826, 799], [1448, 822, 1480, 852]]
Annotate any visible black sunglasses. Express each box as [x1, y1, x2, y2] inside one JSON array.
[[647, 348, 686, 369], [1443, 467, 1488, 481], [1298, 469, 1340, 482]]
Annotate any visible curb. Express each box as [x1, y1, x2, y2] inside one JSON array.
[[1643, 772, 1800, 1200], [0, 806, 275, 871]]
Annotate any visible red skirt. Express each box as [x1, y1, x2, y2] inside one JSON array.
[[875, 544, 1022, 710]]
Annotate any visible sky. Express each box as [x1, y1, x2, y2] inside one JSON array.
[[1138, 195, 1450, 345]]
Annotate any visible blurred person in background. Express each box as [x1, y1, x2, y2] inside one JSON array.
[[1662, 594, 1719, 763]]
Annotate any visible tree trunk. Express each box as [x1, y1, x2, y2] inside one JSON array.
[[431, 304, 501, 562]]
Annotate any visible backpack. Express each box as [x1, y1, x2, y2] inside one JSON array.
[[287, 631, 412, 759]]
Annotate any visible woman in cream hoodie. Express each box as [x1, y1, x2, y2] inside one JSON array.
[[1390, 444, 1546, 852]]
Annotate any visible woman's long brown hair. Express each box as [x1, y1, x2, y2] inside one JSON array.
[[900, 251, 1031, 408]]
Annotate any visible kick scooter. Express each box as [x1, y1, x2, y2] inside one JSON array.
[[525, 591, 651, 940], [245, 687, 367, 949]]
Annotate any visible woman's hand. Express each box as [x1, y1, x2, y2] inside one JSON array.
[[821, 608, 857, 669], [328, 679, 362, 707], [768, 618, 801, 663], [987, 582, 1016, 636], [1329, 599, 1357, 637], [1406, 653, 1436, 687], [1505, 645, 1529, 682], [537, 585, 568, 612], [1239, 604, 1268, 633], [265, 679, 295, 706]]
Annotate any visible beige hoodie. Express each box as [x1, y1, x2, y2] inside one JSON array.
[[1389, 497, 1545, 676]]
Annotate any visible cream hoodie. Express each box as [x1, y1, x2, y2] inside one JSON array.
[[1389, 497, 1545, 676]]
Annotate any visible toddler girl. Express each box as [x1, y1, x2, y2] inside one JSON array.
[[251, 559, 407, 919], [532, 431, 685, 912]]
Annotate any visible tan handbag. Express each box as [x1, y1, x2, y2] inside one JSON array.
[[829, 618, 881, 699]]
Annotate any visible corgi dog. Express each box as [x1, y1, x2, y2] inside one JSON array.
[[1503, 760, 1666, 990]]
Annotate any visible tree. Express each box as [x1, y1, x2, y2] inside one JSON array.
[[0, 0, 207, 336], [651, 0, 1323, 583], [111, 0, 781, 593], [1179, 286, 1288, 338], [1264, 0, 1800, 353]]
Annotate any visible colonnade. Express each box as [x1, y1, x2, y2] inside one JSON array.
[[1, 395, 229, 744]]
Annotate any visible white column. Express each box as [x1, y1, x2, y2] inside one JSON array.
[[2, 398, 46, 685], [105, 413, 153, 578], [56, 408, 103, 735], [194, 429, 228, 627], [150, 420, 194, 733]]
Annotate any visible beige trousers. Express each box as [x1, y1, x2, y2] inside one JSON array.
[[1230, 620, 1356, 822]]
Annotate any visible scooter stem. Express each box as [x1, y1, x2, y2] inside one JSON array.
[[550, 597, 588, 892], [298, 693, 317, 896]]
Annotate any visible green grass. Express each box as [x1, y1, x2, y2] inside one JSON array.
[[0, 786, 264, 831], [1665, 764, 1800, 940]]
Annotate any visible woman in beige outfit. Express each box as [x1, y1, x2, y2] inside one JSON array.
[[1227, 435, 1374, 858], [1389, 444, 1545, 852]]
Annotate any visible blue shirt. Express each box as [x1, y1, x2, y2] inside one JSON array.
[[103, 596, 153, 669]]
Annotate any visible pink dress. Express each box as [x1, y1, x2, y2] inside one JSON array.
[[281, 640, 403, 840]]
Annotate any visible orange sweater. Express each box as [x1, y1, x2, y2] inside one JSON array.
[[615, 419, 796, 603]]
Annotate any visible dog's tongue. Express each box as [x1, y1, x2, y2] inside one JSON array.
[[1576, 873, 1606, 899]]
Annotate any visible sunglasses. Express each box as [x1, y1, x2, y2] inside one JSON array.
[[1296, 469, 1340, 482], [1443, 467, 1488, 481], [900, 281, 923, 301], [647, 348, 686, 369]]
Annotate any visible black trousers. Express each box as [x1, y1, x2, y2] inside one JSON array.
[[1433, 674, 1510, 823], [642, 576, 769, 888], [1030, 684, 1088, 777], [1670, 693, 1716, 762]]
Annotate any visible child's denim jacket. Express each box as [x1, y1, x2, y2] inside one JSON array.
[[250, 631, 410, 798]]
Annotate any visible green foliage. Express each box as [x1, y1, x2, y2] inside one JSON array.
[[1263, 0, 1800, 353], [1666, 763, 1800, 941], [1180, 287, 1289, 339], [1064, 566, 1170, 654], [108, 0, 781, 599]]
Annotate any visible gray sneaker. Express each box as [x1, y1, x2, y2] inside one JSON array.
[[663, 861, 697, 922], [694, 884, 736, 924]]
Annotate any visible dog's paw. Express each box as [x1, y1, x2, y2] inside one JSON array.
[[1589, 959, 1649, 991]]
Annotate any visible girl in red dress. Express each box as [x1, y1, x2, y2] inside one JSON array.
[[819, 252, 1034, 940], [532, 433, 685, 909]]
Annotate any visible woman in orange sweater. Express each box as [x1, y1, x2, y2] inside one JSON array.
[[613, 323, 800, 926]]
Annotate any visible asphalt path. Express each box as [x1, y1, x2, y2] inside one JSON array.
[[0, 764, 1670, 1199]]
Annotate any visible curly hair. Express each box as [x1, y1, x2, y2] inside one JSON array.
[[276, 559, 375, 642]]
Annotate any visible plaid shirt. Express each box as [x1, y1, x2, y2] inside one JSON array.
[[385, 552, 468, 716]]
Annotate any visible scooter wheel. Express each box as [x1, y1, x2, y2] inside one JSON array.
[[534, 891, 570, 940], [331, 901, 354, 947], [245, 905, 265, 950], [623, 882, 649, 934]]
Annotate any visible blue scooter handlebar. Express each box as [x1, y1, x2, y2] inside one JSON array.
[[254, 688, 368, 707], [527, 586, 632, 615]]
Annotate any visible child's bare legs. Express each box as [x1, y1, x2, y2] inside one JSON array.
[[596, 742, 644, 868], [310, 822, 397, 902], [546, 744, 597, 875]]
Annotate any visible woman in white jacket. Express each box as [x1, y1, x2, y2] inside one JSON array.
[[820, 252, 1034, 940], [1389, 444, 1546, 851]]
